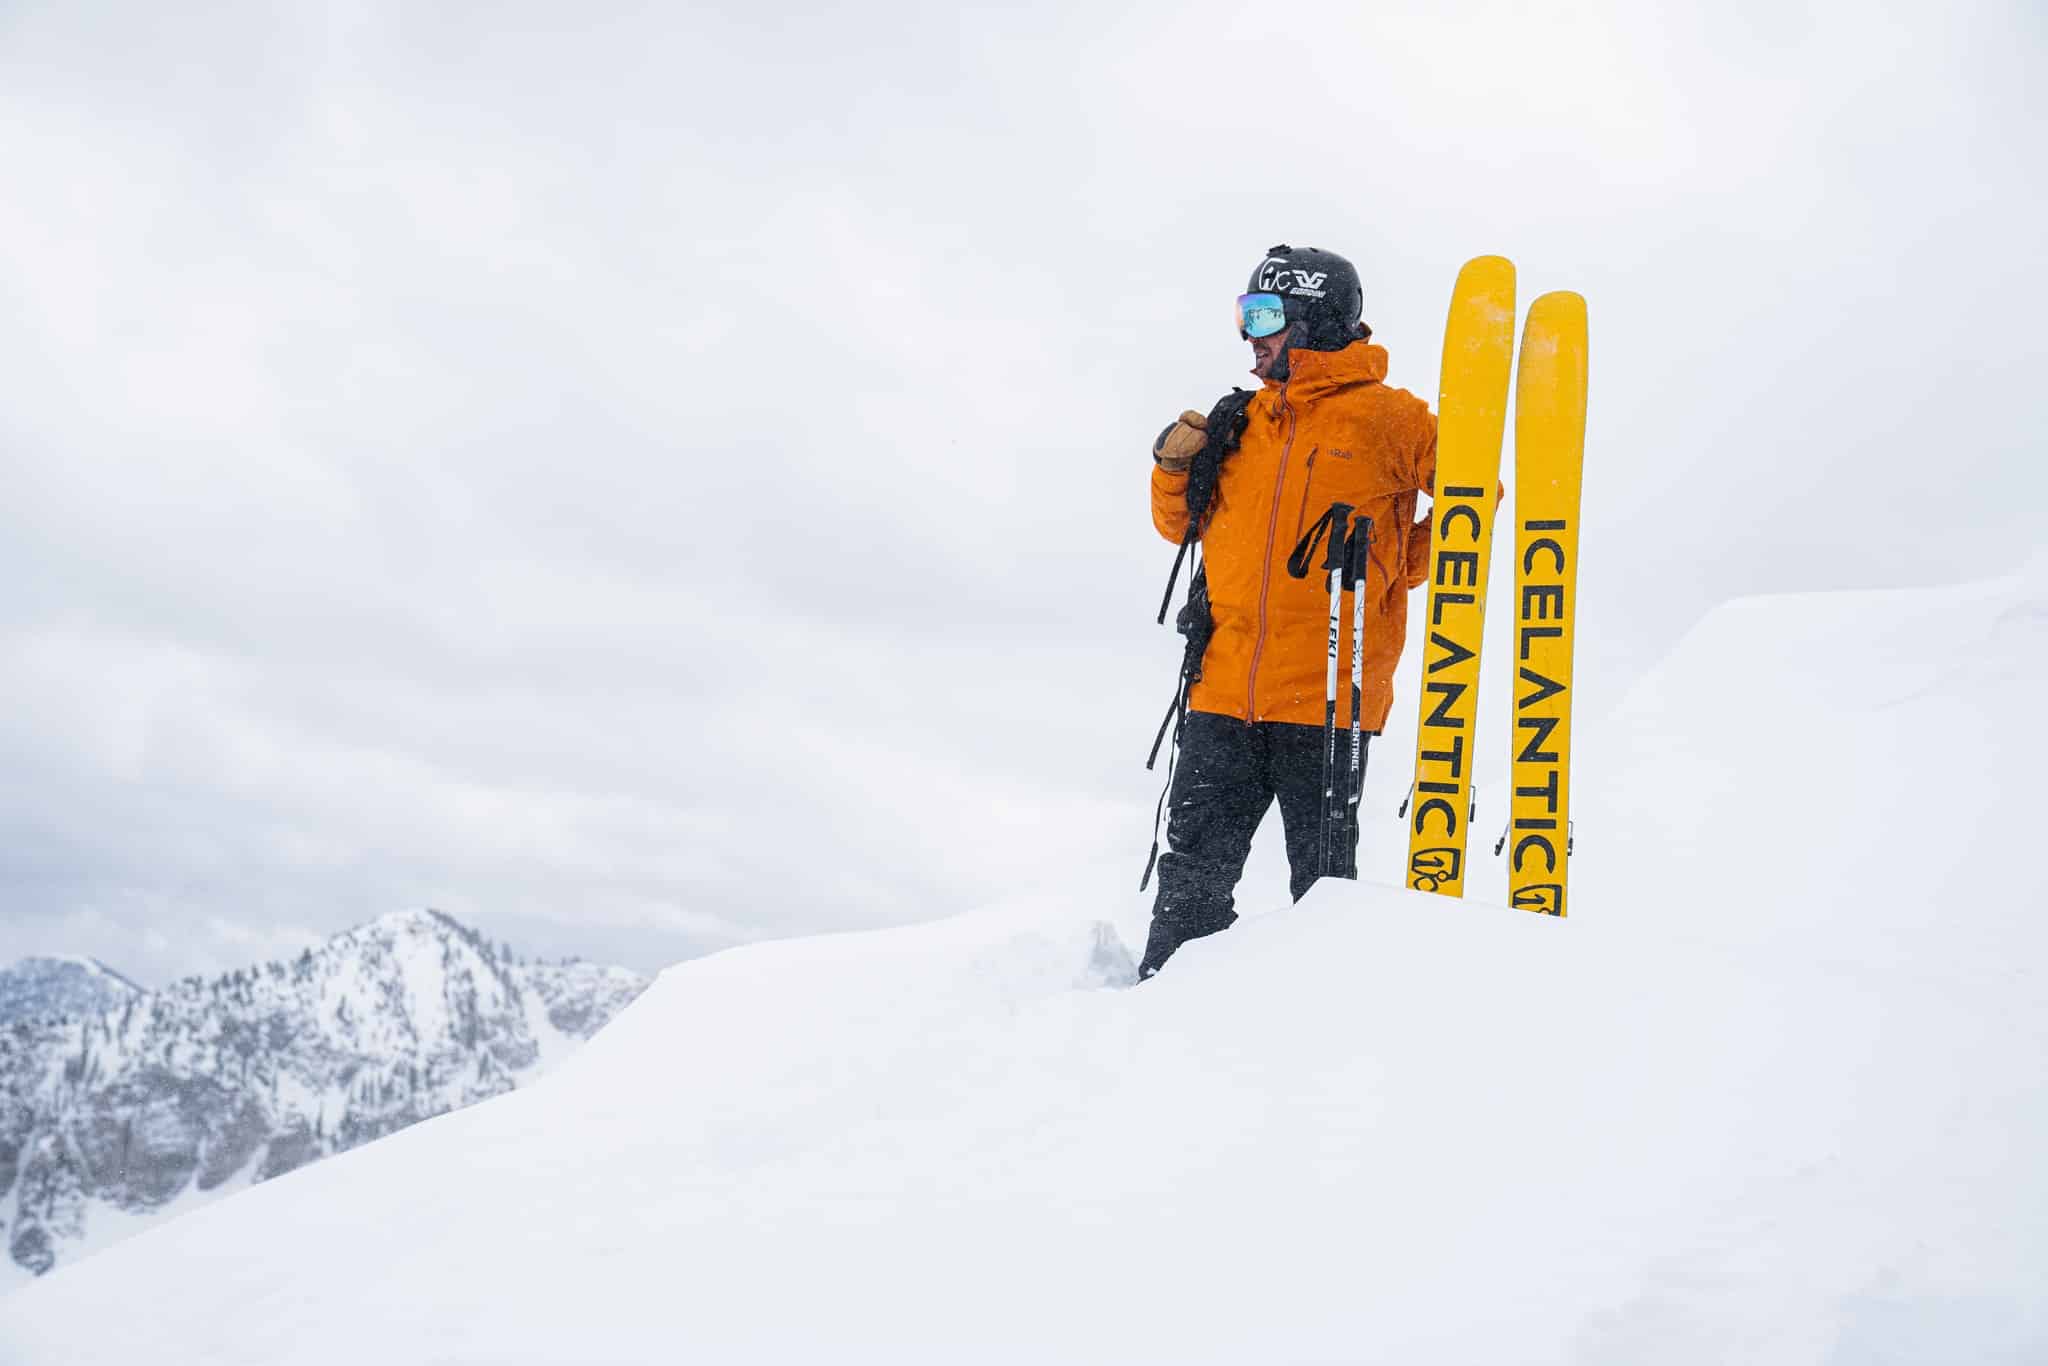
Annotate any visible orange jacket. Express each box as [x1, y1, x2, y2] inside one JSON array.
[[1151, 341, 1436, 732]]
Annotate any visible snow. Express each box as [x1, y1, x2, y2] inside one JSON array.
[[4, 560, 2045, 1362], [0, 1172, 250, 1298], [1571, 557, 2047, 956]]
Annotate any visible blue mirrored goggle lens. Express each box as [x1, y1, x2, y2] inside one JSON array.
[[1236, 292, 1288, 339]]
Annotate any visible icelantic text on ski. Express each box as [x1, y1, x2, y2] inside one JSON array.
[[1507, 292, 1588, 916], [1406, 256, 1513, 896]]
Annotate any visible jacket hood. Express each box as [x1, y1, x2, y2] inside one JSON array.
[[1264, 341, 1390, 397]]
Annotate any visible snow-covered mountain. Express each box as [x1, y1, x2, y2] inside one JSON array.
[[0, 909, 646, 1285], [2, 559, 2043, 1362], [0, 957, 143, 1029]]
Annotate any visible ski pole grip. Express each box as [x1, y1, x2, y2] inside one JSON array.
[[1347, 515, 1373, 587], [1320, 503, 1354, 574]]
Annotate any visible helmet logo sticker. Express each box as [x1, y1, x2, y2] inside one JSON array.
[[1255, 258, 1329, 298]]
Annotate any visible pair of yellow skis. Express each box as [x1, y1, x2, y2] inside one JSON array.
[[1404, 258, 1588, 916]]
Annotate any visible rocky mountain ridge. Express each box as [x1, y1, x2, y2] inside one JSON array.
[[0, 958, 144, 1029], [0, 909, 647, 1283]]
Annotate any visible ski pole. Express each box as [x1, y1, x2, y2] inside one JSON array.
[[1285, 501, 1355, 881], [1318, 506, 1353, 877], [1344, 516, 1373, 878]]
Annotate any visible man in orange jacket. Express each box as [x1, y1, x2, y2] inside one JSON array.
[[1141, 244, 1437, 979]]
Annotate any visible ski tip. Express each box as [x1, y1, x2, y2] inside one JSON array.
[[1526, 290, 1587, 333], [1517, 290, 1590, 412], [1456, 255, 1516, 293]]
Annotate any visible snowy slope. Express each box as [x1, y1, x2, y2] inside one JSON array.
[[0, 957, 143, 1028], [1572, 550, 2048, 956], [0, 909, 646, 1286], [3, 562, 2045, 1364]]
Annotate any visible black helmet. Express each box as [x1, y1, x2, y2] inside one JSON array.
[[1246, 244, 1366, 351]]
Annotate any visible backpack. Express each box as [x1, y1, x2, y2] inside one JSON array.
[[1140, 387, 1254, 890]]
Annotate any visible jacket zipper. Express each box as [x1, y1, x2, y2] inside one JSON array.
[[1246, 388, 1297, 721], [1292, 447, 1320, 547]]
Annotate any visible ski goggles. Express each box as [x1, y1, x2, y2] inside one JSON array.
[[1236, 292, 1289, 339]]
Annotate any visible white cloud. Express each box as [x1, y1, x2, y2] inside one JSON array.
[[0, 0, 2041, 983]]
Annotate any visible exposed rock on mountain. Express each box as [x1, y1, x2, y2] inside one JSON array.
[[0, 909, 647, 1281], [0, 958, 144, 1029]]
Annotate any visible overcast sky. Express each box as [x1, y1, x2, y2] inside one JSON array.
[[2, 1, 2043, 984]]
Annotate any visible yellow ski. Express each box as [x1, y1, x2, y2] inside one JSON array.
[[1507, 292, 1588, 916], [1405, 256, 1515, 897]]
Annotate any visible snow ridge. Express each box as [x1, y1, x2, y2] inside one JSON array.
[[0, 909, 647, 1282], [6, 562, 2046, 1362]]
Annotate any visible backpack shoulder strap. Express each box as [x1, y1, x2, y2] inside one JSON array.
[[1154, 387, 1253, 624], [1183, 387, 1254, 527]]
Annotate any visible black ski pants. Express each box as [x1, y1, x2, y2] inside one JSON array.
[[1140, 710, 1369, 978]]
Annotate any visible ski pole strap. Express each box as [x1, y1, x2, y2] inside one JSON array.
[[1145, 675, 1186, 771], [1140, 779, 1167, 891], [1155, 533, 1194, 625], [1287, 502, 1355, 580], [1139, 701, 1187, 891], [1346, 515, 1374, 587]]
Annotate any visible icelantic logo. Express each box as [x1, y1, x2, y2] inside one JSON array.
[[1256, 259, 1330, 299], [1408, 846, 1463, 892], [1510, 515, 1572, 916], [1408, 483, 1487, 865]]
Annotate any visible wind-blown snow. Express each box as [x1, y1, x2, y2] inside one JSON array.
[[4, 560, 2044, 1363]]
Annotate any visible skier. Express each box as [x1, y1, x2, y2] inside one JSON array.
[[1140, 244, 1439, 979]]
